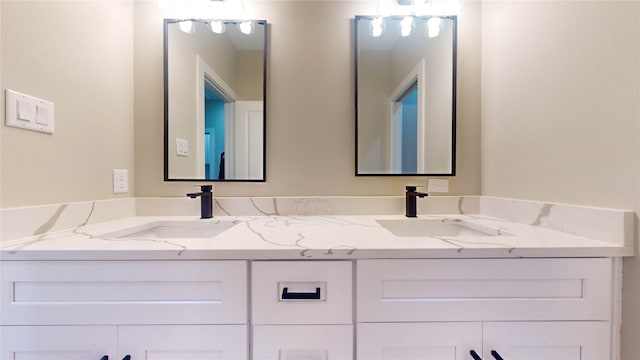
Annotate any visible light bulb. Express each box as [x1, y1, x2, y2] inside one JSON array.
[[400, 16, 413, 37], [178, 20, 194, 33], [238, 21, 254, 35], [372, 25, 384, 37], [371, 17, 384, 37], [426, 17, 441, 38], [209, 20, 226, 34]]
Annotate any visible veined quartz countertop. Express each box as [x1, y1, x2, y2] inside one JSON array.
[[0, 214, 630, 260]]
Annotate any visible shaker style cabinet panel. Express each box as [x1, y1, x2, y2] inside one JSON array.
[[252, 261, 352, 325], [118, 325, 248, 360], [1, 325, 247, 360], [483, 321, 611, 360], [357, 322, 482, 360], [358, 321, 610, 360], [0, 260, 248, 325], [0, 325, 117, 360], [253, 325, 353, 360], [357, 258, 612, 322]]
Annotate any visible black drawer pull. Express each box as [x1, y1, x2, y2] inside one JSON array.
[[122, 356, 131, 360], [491, 350, 504, 360], [100, 357, 108, 360], [470, 350, 482, 360], [281, 287, 321, 300]]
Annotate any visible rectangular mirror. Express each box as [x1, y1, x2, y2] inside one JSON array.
[[355, 15, 456, 176], [164, 19, 267, 181]]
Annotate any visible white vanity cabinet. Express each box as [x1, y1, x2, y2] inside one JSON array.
[[251, 261, 353, 360], [0, 260, 248, 359], [356, 258, 614, 360]]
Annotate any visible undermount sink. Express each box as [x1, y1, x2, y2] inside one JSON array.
[[104, 220, 236, 240], [377, 218, 502, 237]]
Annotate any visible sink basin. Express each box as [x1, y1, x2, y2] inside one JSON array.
[[104, 220, 236, 240], [377, 218, 501, 237]]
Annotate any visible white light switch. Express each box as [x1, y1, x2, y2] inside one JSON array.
[[17, 99, 34, 121], [5, 89, 54, 134], [176, 138, 189, 156], [36, 105, 49, 125]]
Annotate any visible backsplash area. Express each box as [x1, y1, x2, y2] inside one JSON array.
[[0, 196, 632, 251]]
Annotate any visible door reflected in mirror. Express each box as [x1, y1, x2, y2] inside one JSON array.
[[164, 19, 267, 181], [355, 15, 456, 176]]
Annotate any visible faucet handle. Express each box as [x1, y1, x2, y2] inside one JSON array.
[[194, 185, 213, 192], [405, 185, 424, 192]]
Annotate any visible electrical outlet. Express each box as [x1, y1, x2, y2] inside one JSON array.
[[427, 179, 449, 193], [113, 169, 128, 194]]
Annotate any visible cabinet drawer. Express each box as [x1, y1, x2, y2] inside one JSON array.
[[253, 325, 353, 360], [252, 261, 352, 325], [0, 260, 247, 325], [357, 258, 612, 322]]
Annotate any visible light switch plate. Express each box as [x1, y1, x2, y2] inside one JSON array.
[[427, 179, 449, 193], [176, 138, 189, 156], [113, 169, 129, 194], [5, 89, 54, 134]]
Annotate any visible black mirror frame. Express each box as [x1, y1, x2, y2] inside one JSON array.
[[354, 15, 457, 177], [163, 18, 268, 182]]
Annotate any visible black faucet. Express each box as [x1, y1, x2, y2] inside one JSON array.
[[405, 185, 429, 218], [187, 185, 213, 219]]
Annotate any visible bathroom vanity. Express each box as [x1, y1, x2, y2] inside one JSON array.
[[0, 196, 633, 360]]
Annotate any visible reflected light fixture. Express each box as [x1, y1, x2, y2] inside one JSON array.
[[400, 16, 414, 37], [371, 17, 384, 37], [209, 20, 226, 34], [238, 20, 254, 35], [370, 0, 461, 38], [178, 20, 194, 33], [426, 17, 442, 38]]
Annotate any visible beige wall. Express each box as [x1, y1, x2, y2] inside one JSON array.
[[0, 0, 134, 208], [134, 0, 482, 198], [480, 1, 640, 358]]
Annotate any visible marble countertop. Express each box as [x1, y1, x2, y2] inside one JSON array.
[[0, 213, 629, 260]]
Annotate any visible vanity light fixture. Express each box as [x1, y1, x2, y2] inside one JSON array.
[[370, 0, 460, 37], [157, 0, 249, 25]]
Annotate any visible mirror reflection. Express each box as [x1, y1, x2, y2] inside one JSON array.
[[356, 15, 456, 175], [164, 19, 266, 181]]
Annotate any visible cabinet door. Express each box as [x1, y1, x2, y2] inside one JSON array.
[[117, 325, 247, 360], [253, 325, 353, 360], [0, 325, 116, 360], [483, 322, 610, 360], [358, 322, 482, 360]]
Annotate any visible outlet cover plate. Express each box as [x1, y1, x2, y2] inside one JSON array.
[[427, 179, 449, 193], [113, 169, 128, 194]]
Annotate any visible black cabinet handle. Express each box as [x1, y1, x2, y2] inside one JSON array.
[[470, 350, 482, 360], [281, 287, 321, 300], [100, 357, 108, 360], [491, 350, 504, 360], [122, 356, 131, 360]]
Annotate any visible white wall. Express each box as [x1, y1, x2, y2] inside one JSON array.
[[480, 1, 640, 358], [0, 0, 134, 208]]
